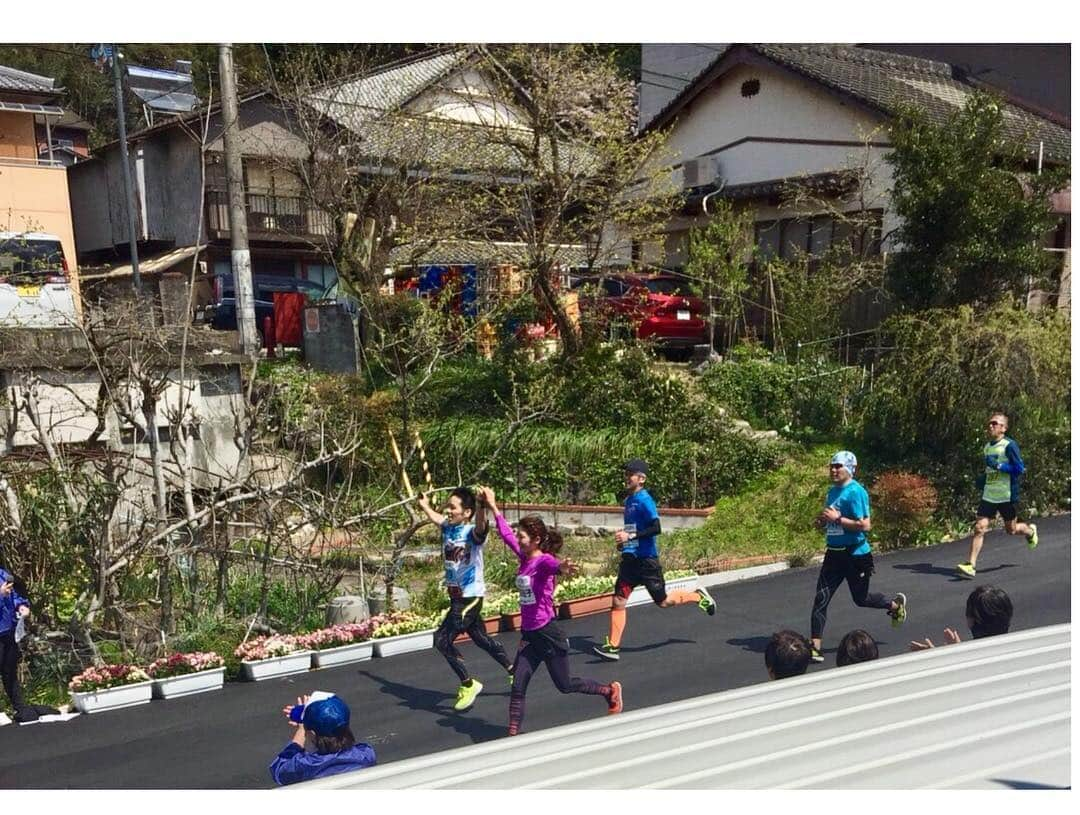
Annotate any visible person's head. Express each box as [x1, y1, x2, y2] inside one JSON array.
[[829, 451, 857, 484], [302, 695, 356, 754], [624, 458, 648, 493], [836, 629, 879, 666], [516, 515, 564, 556], [987, 412, 1009, 441], [444, 487, 477, 524], [764, 630, 812, 679], [965, 585, 1013, 638]]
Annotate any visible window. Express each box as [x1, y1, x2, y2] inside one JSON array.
[[602, 278, 627, 297], [780, 220, 809, 260], [755, 211, 884, 262], [643, 278, 689, 296], [755, 220, 781, 261]]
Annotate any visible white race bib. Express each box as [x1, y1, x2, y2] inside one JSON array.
[[826, 521, 843, 537], [516, 574, 536, 606]]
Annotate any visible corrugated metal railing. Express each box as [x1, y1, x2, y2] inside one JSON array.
[[294, 624, 1070, 790]]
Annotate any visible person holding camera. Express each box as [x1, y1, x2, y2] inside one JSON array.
[[270, 692, 376, 785]]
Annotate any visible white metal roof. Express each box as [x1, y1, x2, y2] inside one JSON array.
[[293, 624, 1070, 790]]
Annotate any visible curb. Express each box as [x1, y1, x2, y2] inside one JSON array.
[[697, 560, 792, 588]]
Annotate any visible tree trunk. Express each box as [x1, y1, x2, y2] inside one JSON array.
[[532, 263, 580, 357], [142, 389, 173, 635]]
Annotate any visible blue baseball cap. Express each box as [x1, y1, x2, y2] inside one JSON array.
[[302, 694, 350, 736], [830, 451, 857, 475]]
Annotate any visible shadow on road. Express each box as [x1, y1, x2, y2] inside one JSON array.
[[893, 562, 1017, 581], [568, 635, 696, 662], [991, 779, 1071, 790], [356, 669, 506, 744], [725, 635, 774, 654]]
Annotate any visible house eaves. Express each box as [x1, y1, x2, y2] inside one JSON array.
[[641, 44, 1071, 164], [0, 64, 60, 96]]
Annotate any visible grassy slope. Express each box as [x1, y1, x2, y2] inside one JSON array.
[[663, 442, 837, 570]]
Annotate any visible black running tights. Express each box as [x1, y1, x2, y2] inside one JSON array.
[[810, 550, 891, 640]]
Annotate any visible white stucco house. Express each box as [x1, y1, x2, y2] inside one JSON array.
[[631, 44, 1070, 311]]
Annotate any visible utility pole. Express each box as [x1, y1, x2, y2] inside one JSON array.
[[218, 44, 258, 354], [109, 44, 142, 295]]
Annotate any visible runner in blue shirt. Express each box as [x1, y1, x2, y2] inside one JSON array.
[[594, 458, 716, 660], [808, 451, 907, 663]]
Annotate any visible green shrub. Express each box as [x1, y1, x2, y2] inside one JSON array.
[[697, 347, 864, 433], [421, 417, 786, 508], [226, 573, 329, 633], [856, 304, 1070, 517]]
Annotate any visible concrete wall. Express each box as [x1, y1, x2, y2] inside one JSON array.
[[0, 339, 247, 488], [500, 502, 713, 534]]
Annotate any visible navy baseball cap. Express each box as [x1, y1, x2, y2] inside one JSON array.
[[303, 694, 350, 735], [624, 458, 649, 475]]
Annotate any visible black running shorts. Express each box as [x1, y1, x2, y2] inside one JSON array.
[[614, 555, 667, 604], [977, 500, 1018, 521]]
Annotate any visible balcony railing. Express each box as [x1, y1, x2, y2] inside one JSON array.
[[205, 188, 333, 239], [0, 154, 65, 169]]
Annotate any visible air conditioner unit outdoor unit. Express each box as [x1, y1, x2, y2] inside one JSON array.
[[683, 156, 719, 189], [683, 158, 700, 188]]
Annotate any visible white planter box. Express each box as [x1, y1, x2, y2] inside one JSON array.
[[241, 650, 314, 681], [372, 629, 435, 658], [71, 680, 153, 714], [311, 640, 376, 669], [151, 667, 226, 699], [627, 574, 699, 607]]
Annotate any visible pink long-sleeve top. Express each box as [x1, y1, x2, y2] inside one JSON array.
[[494, 513, 560, 631]]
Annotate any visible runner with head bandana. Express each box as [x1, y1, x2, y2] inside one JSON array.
[[808, 451, 907, 663]]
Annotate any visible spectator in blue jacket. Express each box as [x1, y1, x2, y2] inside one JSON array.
[[270, 692, 376, 785], [957, 412, 1038, 578], [1, 566, 34, 723]]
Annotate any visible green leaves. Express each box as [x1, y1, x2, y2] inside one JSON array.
[[886, 93, 1068, 309]]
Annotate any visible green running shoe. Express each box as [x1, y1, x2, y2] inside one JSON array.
[[696, 586, 717, 616], [889, 592, 907, 628], [1027, 524, 1039, 550], [593, 639, 620, 661], [453, 679, 483, 712], [956, 562, 976, 578]]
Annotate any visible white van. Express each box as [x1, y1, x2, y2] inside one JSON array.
[[0, 232, 78, 327]]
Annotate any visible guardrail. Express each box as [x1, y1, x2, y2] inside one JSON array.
[[293, 623, 1070, 790]]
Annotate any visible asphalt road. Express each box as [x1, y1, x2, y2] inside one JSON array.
[[0, 513, 1069, 789]]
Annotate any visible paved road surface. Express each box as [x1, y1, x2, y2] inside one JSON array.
[[0, 514, 1069, 788]]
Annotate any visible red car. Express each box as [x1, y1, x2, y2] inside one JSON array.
[[572, 273, 708, 358]]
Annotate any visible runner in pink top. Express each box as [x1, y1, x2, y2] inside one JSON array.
[[478, 487, 623, 736]]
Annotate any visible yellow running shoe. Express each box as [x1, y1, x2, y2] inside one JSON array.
[[1027, 524, 1039, 550], [956, 562, 976, 578], [453, 679, 483, 712]]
